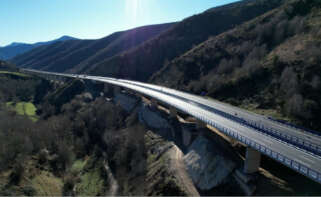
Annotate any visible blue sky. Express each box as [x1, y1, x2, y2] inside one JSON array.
[[1, 0, 238, 46]]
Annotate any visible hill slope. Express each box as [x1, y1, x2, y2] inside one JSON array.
[[11, 23, 174, 73], [0, 36, 76, 60], [88, 0, 284, 81], [151, 0, 321, 131]]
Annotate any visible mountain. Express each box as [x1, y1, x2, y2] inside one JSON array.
[[87, 0, 284, 81], [0, 36, 77, 60], [11, 23, 175, 73], [151, 0, 321, 131], [12, 0, 283, 77]]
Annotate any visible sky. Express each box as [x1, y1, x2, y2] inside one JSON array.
[[1, 0, 239, 46]]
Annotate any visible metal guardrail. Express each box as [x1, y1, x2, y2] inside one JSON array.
[[267, 116, 321, 137], [167, 101, 321, 184], [116, 79, 321, 157]]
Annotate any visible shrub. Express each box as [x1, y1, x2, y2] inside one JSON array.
[[51, 142, 75, 173], [22, 186, 37, 196], [311, 76, 321, 89], [9, 163, 25, 185], [63, 175, 76, 196], [217, 57, 240, 74]]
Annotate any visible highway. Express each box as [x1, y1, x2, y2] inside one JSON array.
[[23, 69, 321, 184], [115, 79, 321, 156]]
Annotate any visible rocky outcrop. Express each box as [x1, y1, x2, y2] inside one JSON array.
[[184, 135, 236, 190], [113, 92, 139, 112], [145, 131, 198, 196], [106, 89, 244, 195], [138, 103, 171, 130]]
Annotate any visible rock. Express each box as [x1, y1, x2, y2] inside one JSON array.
[[181, 123, 197, 147], [138, 103, 171, 130], [82, 92, 93, 102], [114, 93, 139, 112], [184, 135, 236, 190]]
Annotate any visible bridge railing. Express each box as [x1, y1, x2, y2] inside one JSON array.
[[117, 78, 321, 157], [168, 100, 321, 184]]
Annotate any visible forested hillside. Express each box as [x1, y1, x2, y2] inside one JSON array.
[[89, 0, 284, 81], [0, 63, 193, 196], [151, 0, 321, 131], [11, 23, 174, 73]]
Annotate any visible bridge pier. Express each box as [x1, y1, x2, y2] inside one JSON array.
[[113, 86, 121, 95], [243, 147, 261, 174], [169, 106, 177, 118], [150, 98, 158, 108], [196, 119, 207, 130]]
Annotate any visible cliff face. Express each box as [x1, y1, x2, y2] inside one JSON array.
[[111, 91, 245, 195], [184, 135, 236, 190]]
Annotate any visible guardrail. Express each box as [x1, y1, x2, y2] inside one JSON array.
[[267, 117, 321, 137], [165, 97, 321, 184], [117, 79, 321, 157]]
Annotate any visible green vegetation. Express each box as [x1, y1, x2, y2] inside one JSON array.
[[6, 102, 38, 121], [30, 171, 63, 196], [71, 159, 88, 173], [0, 63, 52, 103], [76, 168, 105, 196], [0, 71, 30, 78]]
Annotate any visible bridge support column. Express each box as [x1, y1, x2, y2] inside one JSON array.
[[182, 127, 192, 146], [113, 86, 121, 95], [169, 106, 177, 118], [243, 147, 261, 174], [196, 119, 207, 130], [150, 98, 158, 108]]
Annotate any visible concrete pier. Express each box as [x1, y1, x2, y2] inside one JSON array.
[[243, 147, 261, 174], [150, 98, 158, 108], [169, 106, 177, 118], [196, 119, 207, 129]]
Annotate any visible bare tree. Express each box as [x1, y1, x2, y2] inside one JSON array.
[[311, 76, 321, 89], [280, 67, 298, 97], [287, 16, 305, 36], [217, 57, 240, 74], [285, 93, 304, 117]]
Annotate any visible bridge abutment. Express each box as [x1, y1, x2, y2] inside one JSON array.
[[243, 147, 261, 174]]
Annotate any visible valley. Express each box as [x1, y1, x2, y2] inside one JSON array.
[[1, 0, 321, 196]]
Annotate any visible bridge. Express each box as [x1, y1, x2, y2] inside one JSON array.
[[23, 68, 321, 184]]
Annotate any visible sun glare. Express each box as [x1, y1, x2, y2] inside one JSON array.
[[125, 0, 140, 26]]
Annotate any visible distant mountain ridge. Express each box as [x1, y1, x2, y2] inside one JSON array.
[[11, 23, 175, 73], [0, 36, 77, 60]]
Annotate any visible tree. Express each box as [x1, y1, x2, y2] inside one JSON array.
[[284, 93, 304, 117], [311, 76, 321, 89], [280, 67, 298, 97]]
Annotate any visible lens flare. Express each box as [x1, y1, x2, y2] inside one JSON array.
[[125, 0, 139, 26]]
